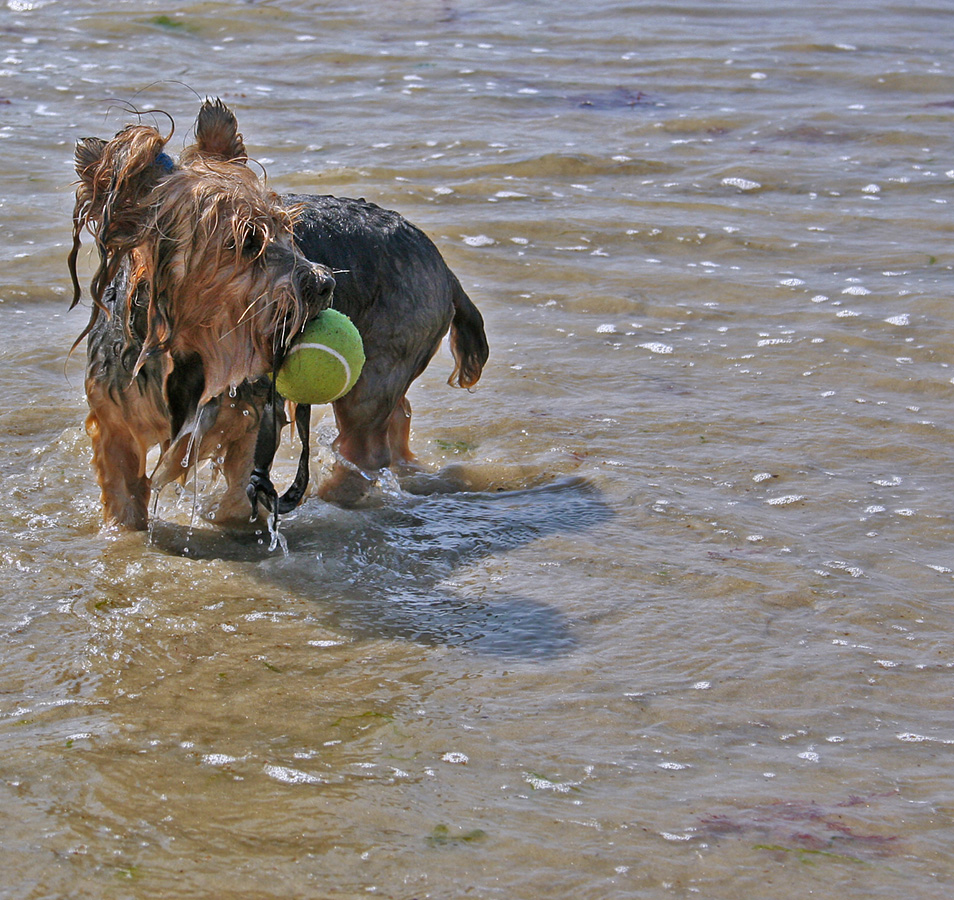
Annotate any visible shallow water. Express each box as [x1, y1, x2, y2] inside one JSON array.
[[2, 1, 954, 897]]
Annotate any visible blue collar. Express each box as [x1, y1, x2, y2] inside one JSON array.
[[155, 151, 175, 173]]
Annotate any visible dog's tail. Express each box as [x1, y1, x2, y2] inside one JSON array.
[[447, 276, 489, 389]]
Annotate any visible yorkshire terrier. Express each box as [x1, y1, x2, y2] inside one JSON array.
[[69, 98, 488, 531]]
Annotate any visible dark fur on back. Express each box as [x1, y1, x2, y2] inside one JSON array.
[[292, 194, 484, 383]]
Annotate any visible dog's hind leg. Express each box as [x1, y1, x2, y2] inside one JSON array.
[[387, 394, 417, 470], [320, 390, 395, 507]]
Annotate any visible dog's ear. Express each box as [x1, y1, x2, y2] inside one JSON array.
[[69, 124, 171, 310], [72, 126, 170, 233], [192, 98, 247, 163], [74, 136, 107, 182]]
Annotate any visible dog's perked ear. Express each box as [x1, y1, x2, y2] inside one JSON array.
[[187, 98, 248, 163]]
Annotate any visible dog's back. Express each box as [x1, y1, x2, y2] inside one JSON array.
[[288, 193, 487, 384], [286, 193, 489, 503]]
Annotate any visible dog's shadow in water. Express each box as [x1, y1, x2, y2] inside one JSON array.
[[150, 475, 614, 659]]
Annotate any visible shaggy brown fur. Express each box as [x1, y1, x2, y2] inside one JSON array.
[[69, 100, 334, 529]]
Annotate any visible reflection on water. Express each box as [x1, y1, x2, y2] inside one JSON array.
[[150, 476, 613, 657]]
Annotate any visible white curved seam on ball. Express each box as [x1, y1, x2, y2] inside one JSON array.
[[285, 342, 352, 400], [286, 343, 351, 380]]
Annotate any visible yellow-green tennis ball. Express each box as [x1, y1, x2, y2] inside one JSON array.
[[275, 309, 365, 405]]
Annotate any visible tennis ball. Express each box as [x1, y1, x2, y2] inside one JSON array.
[[275, 309, 365, 405]]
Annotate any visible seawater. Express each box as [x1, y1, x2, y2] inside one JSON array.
[[1, 1, 953, 897]]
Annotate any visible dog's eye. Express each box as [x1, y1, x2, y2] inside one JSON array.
[[241, 228, 264, 259], [240, 228, 265, 259]]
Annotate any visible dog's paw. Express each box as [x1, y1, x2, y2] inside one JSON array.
[[246, 468, 279, 518], [317, 462, 378, 508]]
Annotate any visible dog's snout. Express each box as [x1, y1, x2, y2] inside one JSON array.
[[295, 262, 335, 313]]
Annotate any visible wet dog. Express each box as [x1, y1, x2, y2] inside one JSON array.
[[69, 99, 488, 531]]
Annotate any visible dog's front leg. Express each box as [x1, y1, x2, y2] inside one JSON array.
[[246, 400, 312, 520], [246, 392, 283, 520], [85, 406, 150, 531]]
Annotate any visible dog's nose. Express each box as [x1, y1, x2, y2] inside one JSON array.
[[316, 267, 335, 299], [296, 263, 335, 312]]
